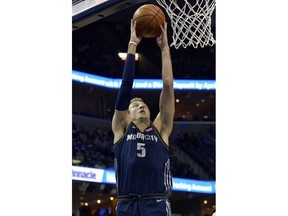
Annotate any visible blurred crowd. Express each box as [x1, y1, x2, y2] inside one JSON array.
[[72, 121, 215, 181], [72, 21, 215, 80]]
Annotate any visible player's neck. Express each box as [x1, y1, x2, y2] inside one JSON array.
[[133, 119, 150, 132]]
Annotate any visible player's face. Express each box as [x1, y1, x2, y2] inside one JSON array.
[[129, 101, 150, 120]]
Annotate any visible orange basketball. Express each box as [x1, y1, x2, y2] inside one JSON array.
[[132, 4, 166, 38]]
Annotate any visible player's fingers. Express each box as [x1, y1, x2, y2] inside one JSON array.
[[160, 22, 167, 35], [131, 19, 137, 31], [160, 24, 164, 32]]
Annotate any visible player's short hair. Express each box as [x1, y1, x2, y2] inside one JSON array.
[[128, 97, 150, 113], [130, 97, 144, 104]]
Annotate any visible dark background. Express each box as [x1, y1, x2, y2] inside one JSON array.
[[72, 0, 216, 215], [72, 0, 216, 122]]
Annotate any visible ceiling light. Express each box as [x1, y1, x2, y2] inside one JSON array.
[[72, 159, 81, 164]]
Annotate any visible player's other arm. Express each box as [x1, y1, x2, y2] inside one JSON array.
[[154, 22, 175, 145], [112, 20, 142, 144]]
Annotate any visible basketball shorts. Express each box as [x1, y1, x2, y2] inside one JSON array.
[[116, 198, 172, 216]]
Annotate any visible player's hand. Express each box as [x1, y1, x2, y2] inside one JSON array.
[[156, 22, 169, 49], [130, 19, 142, 45]]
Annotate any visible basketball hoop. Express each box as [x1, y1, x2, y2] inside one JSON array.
[[156, 0, 216, 49]]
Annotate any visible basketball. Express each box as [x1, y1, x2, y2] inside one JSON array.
[[132, 4, 166, 38]]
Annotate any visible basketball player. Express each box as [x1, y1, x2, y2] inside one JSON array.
[[112, 19, 175, 216]]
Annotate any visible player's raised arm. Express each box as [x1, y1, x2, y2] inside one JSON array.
[[154, 22, 175, 145], [112, 20, 142, 144]]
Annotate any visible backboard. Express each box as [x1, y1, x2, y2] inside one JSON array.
[[72, 0, 148, 31]]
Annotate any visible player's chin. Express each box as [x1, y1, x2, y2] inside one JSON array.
[[138, 114, 148, 119]]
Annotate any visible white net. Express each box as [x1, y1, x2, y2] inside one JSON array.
[[156, 0, 216, 49]]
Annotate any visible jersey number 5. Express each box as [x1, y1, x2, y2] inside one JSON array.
[[137, 143, 146, 157]]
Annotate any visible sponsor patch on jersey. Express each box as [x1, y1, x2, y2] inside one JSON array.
[[145, 127, 152, 132]]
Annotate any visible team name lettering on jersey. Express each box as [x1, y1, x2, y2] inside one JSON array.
[[126, 132, 158, 142]]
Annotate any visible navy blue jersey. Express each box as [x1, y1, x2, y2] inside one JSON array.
[[113, 122, 173, 196]]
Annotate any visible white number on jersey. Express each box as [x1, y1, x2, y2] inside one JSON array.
[[137, 143, 146, 157]]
